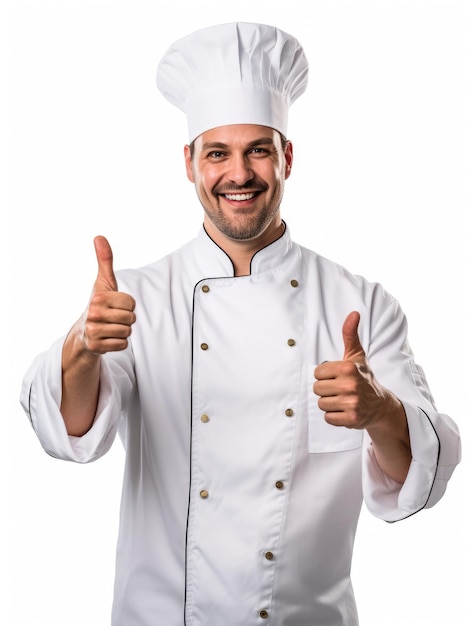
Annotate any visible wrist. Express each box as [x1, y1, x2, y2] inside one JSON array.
[[62, 320, 102, 372]]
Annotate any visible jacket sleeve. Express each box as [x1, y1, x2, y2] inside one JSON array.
[[360, 293, 461, 522], [19, 336, 135, 463]]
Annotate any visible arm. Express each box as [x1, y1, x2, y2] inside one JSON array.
[[313, 311, 411, 484], [60, 236, 136, 437]]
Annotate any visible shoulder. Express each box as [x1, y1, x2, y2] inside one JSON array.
[[297, 243, 375, 289], [114, 237, 198, 295], [296, 241, 399, 319]]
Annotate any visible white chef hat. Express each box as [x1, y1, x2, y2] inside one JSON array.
[[156, 22, 309, 142]]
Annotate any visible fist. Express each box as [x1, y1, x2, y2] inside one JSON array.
[[80, 236, 136, 354], [313, 311, 388, 430]]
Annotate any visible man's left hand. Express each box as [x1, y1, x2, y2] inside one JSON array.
[[313, 311, 392, 430]]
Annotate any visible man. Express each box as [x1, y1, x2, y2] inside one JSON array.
[[21, 22, 460, 626]]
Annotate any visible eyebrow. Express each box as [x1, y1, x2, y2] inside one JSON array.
[[201, 137, 276, 151]]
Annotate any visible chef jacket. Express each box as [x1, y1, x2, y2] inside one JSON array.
[[21, 225, 461, 626]]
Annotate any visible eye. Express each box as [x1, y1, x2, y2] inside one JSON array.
[[207, 150, 226, 159], [248, 147, 270, 156]]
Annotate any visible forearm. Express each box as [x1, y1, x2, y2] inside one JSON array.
[[60, 321, 102, 437], [366, 395, 412, 484]]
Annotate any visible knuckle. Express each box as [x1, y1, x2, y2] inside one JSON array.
[[83, 321, 97, 340], [87, 302, 104, 322], [114, 339, 129, 351], [91, 291, 108, 306], [344, 380, 359, 395], [84, 338, 103, 354], [341, 360, 357, 375]]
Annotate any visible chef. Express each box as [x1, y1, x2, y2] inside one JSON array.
[[21, 22, 461, 626]]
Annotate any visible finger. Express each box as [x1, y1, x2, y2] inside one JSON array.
[[89, 290, 136, 315], [313, 377, 339, 397], [83, 322, 133, 354], [84, 336, 132, 354], [87, 301, 136, 326], [314, 359, 353, 381], [93, 235, 118, 292], [342, 311, 365, 362]]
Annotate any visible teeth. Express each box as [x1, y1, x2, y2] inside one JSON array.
[[224, 192, 256, 201]]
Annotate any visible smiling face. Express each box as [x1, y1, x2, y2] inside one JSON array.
[[184, 124, 293, 247]]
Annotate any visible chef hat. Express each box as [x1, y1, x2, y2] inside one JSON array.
[[156, 22, 309, 142]]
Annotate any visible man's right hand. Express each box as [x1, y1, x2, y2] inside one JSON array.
[[80, 236, 136, 355], [60, 237, 136, 436]]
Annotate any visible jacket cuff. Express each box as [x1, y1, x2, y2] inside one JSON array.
[[20, 337, 120, 463], [362, 401, 440, 522]]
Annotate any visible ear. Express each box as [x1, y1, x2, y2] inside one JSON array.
[[284, 141, 294, 180], [184, 145, 194, 183]]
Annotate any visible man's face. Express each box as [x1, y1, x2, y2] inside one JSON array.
[[184, 124, 293, 243]]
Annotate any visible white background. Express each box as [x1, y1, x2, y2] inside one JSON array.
[[2, 0, 469, 624]]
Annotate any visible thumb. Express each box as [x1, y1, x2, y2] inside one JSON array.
[[93, 235, 118, 292], [342, 311, 366, 362]]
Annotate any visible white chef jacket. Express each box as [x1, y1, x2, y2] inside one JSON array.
[[21, 225, 461, 626]]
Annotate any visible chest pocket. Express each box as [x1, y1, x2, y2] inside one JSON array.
[[307, 370, 364, 453]]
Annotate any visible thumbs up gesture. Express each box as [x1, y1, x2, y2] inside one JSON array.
[[80, 236, 136, 355], [314, 311, 412, 482], [313, 311, 390, 431]]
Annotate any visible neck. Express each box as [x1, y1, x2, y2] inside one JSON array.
[[204, 219, 285, 276]]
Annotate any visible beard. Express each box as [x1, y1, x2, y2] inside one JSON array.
[[199, 180, 283, 242], [202, 203, 280, 241]]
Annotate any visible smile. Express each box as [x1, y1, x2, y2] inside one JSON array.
[[223, 192, 257, 201]]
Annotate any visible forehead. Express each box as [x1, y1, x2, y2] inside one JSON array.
[[195, 124, 279, 150]]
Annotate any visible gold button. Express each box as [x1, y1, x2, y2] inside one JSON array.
[[290, 279, 299, 287], [285, 408, 294, 417], [200, 489, 209, 499], [200, 343, 209, 351], [265, 551, 274, 561], [202, 285, 210, 293], [259, 610, 269, 619], [275, 481, 284, 490], [287, 338, 296, 347], [200, 414, 210, 423]]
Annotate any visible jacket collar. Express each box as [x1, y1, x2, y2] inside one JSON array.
[[195, 222, 294, 277]]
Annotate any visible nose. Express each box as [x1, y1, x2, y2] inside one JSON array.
[[227, 153, 255, 186]]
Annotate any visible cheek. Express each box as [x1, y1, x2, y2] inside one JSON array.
[[199, 171, 219, 194], [194, 176, 215, 203], [262, 161, 283, 182]]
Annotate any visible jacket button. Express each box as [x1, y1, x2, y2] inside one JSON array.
[[200, 414, 210, 423], [285, 408, 294, 417], [290, 279, 299, 287], [202, 285, 210, 293], [275, 480, 284, 490], [287, 338, 296, 347], [265, 551, 274, 561], [200, 343, 209, 350], [259, 610, 269, 619], [199, 490, 209, 499]]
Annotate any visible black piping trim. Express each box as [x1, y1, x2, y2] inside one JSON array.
[[28, 384, 33, 421], [386, 406, 441, 523], [184, 273, 232, 623], [249, 220, 287, 274], [183, 281, 198, 625], [183, 222, 289, 620], [201, 220, 288, 277], [202, 224, 236, 276]]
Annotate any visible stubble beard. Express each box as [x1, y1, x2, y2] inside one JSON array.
[[203, 203, 280, 241], [200, 181, 284, 242]]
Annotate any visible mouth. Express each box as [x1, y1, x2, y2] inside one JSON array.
[[223, 192, 258, 202]]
